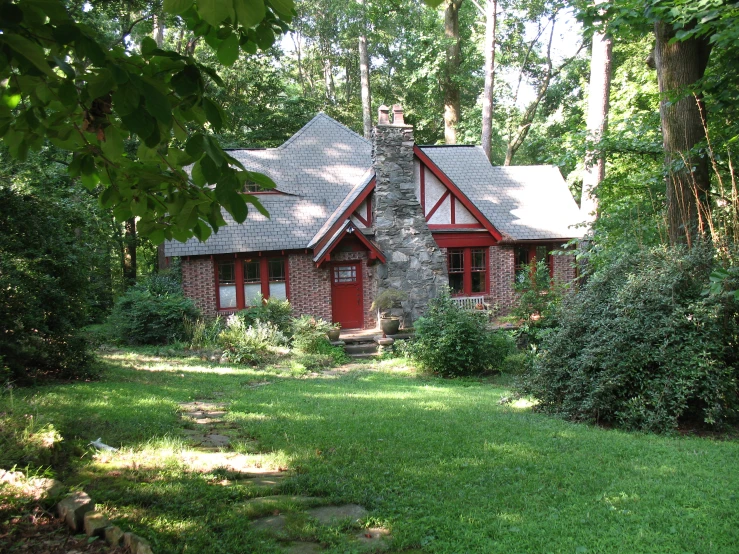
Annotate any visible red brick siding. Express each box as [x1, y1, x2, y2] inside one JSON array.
[[553, 251, 577, 285], [181, 257, 217, 317], [287, 253, 332, 323], [488, 246, 517, 314]]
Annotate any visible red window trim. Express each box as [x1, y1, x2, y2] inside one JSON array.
[[447, 247, 489, 296], [214, 254, 290, 311], [515, 244, 555, 280]]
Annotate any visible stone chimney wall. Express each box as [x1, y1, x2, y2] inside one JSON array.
[[373, 105, 448, 326]]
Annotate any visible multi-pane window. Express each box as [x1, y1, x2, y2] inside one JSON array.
[[216, 257, 288, 310], [515, 244, 553, 282], [217, 262, 238, 309], [448, 250, 465, 294], [333, 265, 357, 284], [268, 258, 287, 300], [243, 260, 262, 306], [244, 181, 261, 193], [447, 248, 487, 296]]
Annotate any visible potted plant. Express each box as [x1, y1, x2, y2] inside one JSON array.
[[327, 323, 341, 342], [371, 289, 408, 336]]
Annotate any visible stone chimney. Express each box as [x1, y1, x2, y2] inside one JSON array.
[[372, 104, 448, 327]]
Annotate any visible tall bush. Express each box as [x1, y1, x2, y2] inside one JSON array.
[[237, 295, 294, 335], [518, 245, 739, 432], [412, 292, 514, 376], [0, 187, 96, 382], [107, 275, 199, 345]]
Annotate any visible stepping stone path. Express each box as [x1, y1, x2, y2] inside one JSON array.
[[177, 400, 392, 552]]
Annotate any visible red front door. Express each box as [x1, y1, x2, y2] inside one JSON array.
[[331, 262, 363, 329]]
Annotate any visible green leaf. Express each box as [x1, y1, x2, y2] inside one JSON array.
[[171, 65, 201, 96], [185, 133, 206, 158], [217, 33, 240, 66], [163, 0, 194, 15], [57, 80, 78, 107], [191, 160, 207, 186], [141, 36, 158, 57], [131, 197, 148, 217], [141, 80, 172, 125], [121, 111, 155, 139], [193, 220, 212, 242], [197, 0, 235, 27], [101, 125, 124, 160], [0, 35, 55, 77], [148, 228, 166, 245], [243, 194, 270, 217], [80, 172, 100, 190], [244, 170, 276, 190], [235, 0, 266, 28], [1, 90, 21, 109], [87, 69, 116, 100], [202, 97, 223, 130], [99, 186, 120, 209], [254, 24, 275, 50], [421, 0, 445, 7], [112, 83, 141, 116], [267, 0, 293, 19], [200, 155, 220, 183], [218, 187, 248, 223]]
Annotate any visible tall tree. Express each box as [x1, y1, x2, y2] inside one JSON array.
[[358, 0, 373, 138], [581, 1, 613, 224], [480, 0, 498, 160], [444, 0, 464, 144], [653, 21, 712, 245]]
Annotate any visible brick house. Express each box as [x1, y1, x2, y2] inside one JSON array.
[[165, 105, 583, 329]]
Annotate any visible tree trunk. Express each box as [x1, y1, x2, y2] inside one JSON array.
[[152, 14, 164, 48], [321, 36, 336, 103], [581, 10, 613, 224], [653, 21, 712, 245], [358, 0, 372, 139], [444, 0, 463, 145], [480, 0, 497, 161], [123, 217, 137, 286]]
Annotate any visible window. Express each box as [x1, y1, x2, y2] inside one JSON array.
[[515, 244, 553, 282], [217, 261, 237, 309], [244, 181, 261, 193], [447, 248, 488, 296], [333, 265, 357, 284], [215, 256, 289, 310]]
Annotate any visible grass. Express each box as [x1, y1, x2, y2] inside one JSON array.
[[1, 346, 738, 553]]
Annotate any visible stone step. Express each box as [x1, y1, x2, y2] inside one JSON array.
[[344, 343, 378, 356]]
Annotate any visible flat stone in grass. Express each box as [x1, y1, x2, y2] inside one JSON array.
[[124, 531, 154, 554], [242, 473, 286, 487], [244, 495, 319, 507], [200, 433, 230, 448], [356, 527, 391, 548], [250, 513, 288, 533], [307, 504, 368, 525], [179, 401, 227, 412], [282, 541, 324, 553], [105, 525, 124, 546]]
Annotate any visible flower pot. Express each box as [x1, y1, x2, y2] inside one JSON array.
[[380, 317, 400, 337], [327, 328, 341, 341]]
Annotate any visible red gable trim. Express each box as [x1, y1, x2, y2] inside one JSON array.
[[432, 232, 498, 248], [315, 224, 386, 267], [314, 177, 376, 254], [414, 146, 503, 242]]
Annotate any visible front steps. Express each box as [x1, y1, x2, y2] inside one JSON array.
[[332, 331, 413, 359]]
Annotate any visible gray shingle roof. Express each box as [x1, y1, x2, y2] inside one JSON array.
[[165, 115, 584, 258], [165, 113, 372, 257], [418, 146, 585, 241]]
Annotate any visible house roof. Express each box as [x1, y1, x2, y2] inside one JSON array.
[[165, 114, 583, 258], [417, 146, 585, 241], [165, 113, 372, 257]]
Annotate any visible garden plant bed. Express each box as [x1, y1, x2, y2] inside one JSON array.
[[1, 347, 738, 553]]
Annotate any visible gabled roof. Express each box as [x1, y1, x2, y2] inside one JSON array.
[[165, 114, 584, 259], [165, 113, 372, 257], [312, 220, 386, 266], [417, 146, 584, 241]]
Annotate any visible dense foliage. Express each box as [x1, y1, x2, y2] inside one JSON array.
[[412, 292, 513, 376], [107, 274, 199, 345], [0, 186, 97, 382], [518, 245, 739, 432]]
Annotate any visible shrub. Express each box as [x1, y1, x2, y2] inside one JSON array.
[[511, 259, 563, 347], [0, 187, 96, 382], [238, 295, 294, 335], [107, 276, 200, 345], [218, 315, 271, 365], [186, 316, 225, 349], [291, 315, 334, 354], [518, 245, 739, 432], [412, 292, 514, 376]]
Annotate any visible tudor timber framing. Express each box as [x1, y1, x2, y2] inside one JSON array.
[[414, 146, 503, 241]]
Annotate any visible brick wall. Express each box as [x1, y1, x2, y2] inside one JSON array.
[[181, 257, 217, 317], [489, 245, 517, 314], [288, 253, 332, 322], [553, 251, 577, 285]]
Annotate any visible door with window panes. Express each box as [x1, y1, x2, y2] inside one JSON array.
[[331, 262, 363, 329]]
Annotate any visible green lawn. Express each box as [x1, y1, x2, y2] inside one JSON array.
[[2, 348, 738, 553]]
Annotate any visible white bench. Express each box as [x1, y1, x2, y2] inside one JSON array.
[[451, 296, 486, 310]]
